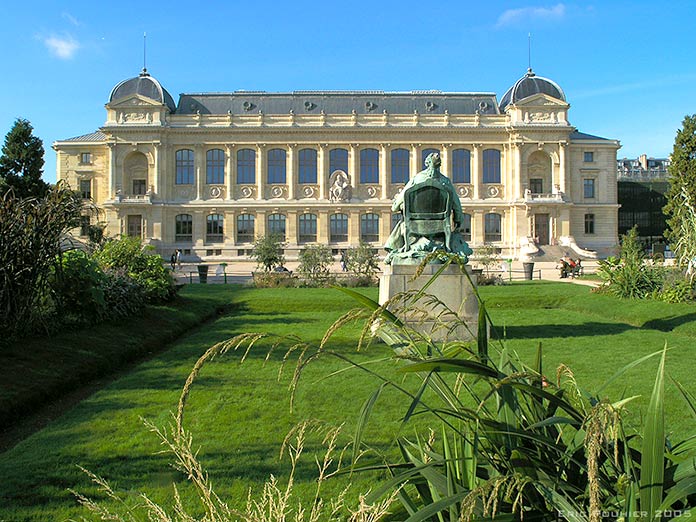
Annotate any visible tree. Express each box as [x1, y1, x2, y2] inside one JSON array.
[[297, 244, 333, 284], [344, 242, 379, 277], [664, 114, 696, 269], [0, 118, 49, 198], [250, 234, 286, 271]]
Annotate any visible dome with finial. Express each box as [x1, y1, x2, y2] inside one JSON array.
[[499, 68, 565, 111], [109, 69, 176, 112]]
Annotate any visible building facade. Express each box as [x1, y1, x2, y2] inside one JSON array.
[[55, 68, 620, 261]]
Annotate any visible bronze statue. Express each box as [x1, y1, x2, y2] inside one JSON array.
[[384, 152, 472, 264]]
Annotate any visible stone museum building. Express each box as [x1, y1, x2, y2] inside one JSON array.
[[54, 67, 620, 260]]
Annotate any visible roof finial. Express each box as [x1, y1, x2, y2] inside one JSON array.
[[141, 32, 148, 75], [527, 32, 533, 74]]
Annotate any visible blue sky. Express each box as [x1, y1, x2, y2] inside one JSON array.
[[1, 1, 695, 184]]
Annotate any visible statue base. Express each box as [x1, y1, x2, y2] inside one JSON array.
[[378, 264, 479, 342]]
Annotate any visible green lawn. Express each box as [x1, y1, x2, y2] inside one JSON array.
[[0, 282, 694, 521]]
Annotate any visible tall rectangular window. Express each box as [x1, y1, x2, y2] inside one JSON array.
[[176, 149, 194, 185], [330, 213, 348, 242], [529, 178, 543, 194], [237, 149, 256, 184], [584, 178, 596, 199], [206, 214, 224, 243], [329, 148, 348, 174], [80, 179, 92, 199], [237, 214, 255, 242], [298, 213, 317, 243], [451, 149, 471, 183], [267, 213, 286, 240], [267, 149, 287, 184], [133, 179, 147, 195], [175, 214, 193, 242], [206, 149, 225, 184], [391, 148, 410, 184], [360, 213, 380, 242], [584, 213, 595, 234], [461, 213, 472, 241], [482, 149, 501, 183], [484, 213, 502, 242], [298, 148, 318, 184], [360, 148, 379, 184]]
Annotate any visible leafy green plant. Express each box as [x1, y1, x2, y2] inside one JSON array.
[[50, 249, 106, 325], [93, 236, 176, 302], [298, 244, 335, 286], [344, 242, 380, 281], [250, 234, 286, 272]]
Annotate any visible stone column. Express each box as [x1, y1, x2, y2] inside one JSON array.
[[349, 211, 360, 245], [193, 210, 205, 247], [225, 144, 234, 200], [286, 209, 298, 246], [380, 209, 392, 244], [473, 210, 485, 246], [318, 144, 327, 200], [380, 144, 389, 199], [473, 144, 482, 200], [287, 145, 296, 200], [349, 144, 358, 190], [195, 145, 204, 201], [225, 210, 236, 245], [318, 210, 329, 242], [514, 143, 522, 200], [559, 142, 568, 197], [256, 210, 267, 237], [410, 144, 419, 176], [108, 143, 116, 199], [441, 144, 450, 179], [152, 143, 160, 197], [256, 144, 266, 201]]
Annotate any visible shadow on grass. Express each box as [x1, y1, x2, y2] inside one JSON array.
[[642, 312, 696, 332], [495, 321, 638, 340]]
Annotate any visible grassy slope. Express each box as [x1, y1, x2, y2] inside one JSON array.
[[0, 283, 694, 521], [0, 285, 235, 427]]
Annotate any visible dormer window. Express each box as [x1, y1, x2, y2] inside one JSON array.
[[80, 152, 92, 164]]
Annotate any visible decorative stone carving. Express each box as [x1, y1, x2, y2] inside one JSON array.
[[302, 185, 316, 198], [240, 186, 255, 198], [457, 185, 471, 198], [123, 112, 148, 122], [529, 111, 552, 122], [176, 186, 194, 200], [209, 186, 224, 199], [269, 185, 286, 198], [487, 185, 502, 198], [366, 185, 379, 198], [328, 170, 352, 202]]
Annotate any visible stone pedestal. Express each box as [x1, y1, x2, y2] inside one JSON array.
[[378, 263, 479, 342]]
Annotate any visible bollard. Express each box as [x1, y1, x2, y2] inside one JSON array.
[[197, 265, 209, 284], [522, 262, 535, 281]]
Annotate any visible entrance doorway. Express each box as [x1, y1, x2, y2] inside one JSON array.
[[534, 213, 550, 245], [127, 215, 142, 238]]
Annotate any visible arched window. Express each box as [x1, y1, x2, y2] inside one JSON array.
[[360, 148, 379, 184], [298, 213, 317, 243], [391, 148, 410, 184], [483, 149, 501, 183], [361, 213, 380, 242], [175, 214, 193, 242], [421, 148, 440, 167], [484, 213, 502, 242], [206, 149, 225, 184], [452, 148, 471, 183], [267, 149, 287, 184], [206, 214, 224, 243], [329, 148, 348, 174], [330, 213, 348, 242], [298, 148, 317, 184], [267, 213, 286, 240], [461, 213, 472, 241], [175, 149, 194, 185], [236, 214, 255, 243], [237, 149, 256, 184]]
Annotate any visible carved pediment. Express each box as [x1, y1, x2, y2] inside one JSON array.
[[106, 94, 164, 110], [513, 93, 569, 109]]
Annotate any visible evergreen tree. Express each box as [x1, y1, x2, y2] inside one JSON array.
[[0, 118, 49, 198], [664, 114, 696, 268]]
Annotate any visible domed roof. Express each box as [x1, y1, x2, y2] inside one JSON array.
[[109, 69, 176, 112], [499, 68, 565, 111]]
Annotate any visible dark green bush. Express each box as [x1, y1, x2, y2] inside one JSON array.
[[101, 268, 147, 318], [93, 236, 176, 302], [50, 250, 106, 325]]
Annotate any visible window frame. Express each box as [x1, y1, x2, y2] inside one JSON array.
[[267, 213, 287, 240], [237, 149, 256, 184], [360, 213, 380, 243], [330, 213, 349, 242], [583, 178, 596, 199], [267, 148, 287, 184], [206, 214, 224, 243], [584, 151, 594, 163], [298, 148, 318, 184], [390, 148, 410, 184], [360, 148, 379, 184], [80, 179, 92, 199], [175, 149, 195, 185], [584, 213, 595, 234], [206, 149, 225, 185], [132, 179, 147, 195], [484, 213, 502, 242], [451, 148, 471, 183], [461, 213, 472, 241], [482, 149, 501, 184], [329, 148, 348, 175], [236, 214, 255, 243], [175, 214, 193, 242], [298, 213, 318, 243]]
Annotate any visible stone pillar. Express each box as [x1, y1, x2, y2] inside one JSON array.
[[380, 144, 389, 199], [349, 211, 360, 245], [380, 209, 392, 244], [559, 142, 568, 196], [318, 210, 329, 242], [410, 144, 419, 176], [287, 145, 296, 200], [195, 145, 204, 200], [318, 144, 327, 200], [108, 143, 116, 199], [473, 210, 485, 246], [256, 210, 267, 237], [441, 144, 450, 179], [349, 144, 358, 190], [286, 209, 298, 246], [152, 143, 160, 197], [225, 210, 236, 245], [473, 144, 482, 200], [225, 144, 234, 200], [256, 144, 266, 201], [514, 143, 522, 200], [193, 210, 205, 247]]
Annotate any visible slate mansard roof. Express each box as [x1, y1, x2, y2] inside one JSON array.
[[175, 91, 501, 116], [109, 69, 177, 112]]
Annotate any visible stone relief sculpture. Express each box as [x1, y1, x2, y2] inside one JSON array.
[[384, 152, 473, 265], [329, 170, 352, 202]]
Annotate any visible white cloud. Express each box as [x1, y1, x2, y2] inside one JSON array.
[[62, 12, 80, 26], [496, 3, 566, 28], [44, 34, 80, 59]]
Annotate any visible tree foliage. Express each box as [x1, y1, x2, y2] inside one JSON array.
[[344, 242, 380, 279], [297, 244, 333, 284], [664, 114, 696, 269], [250, 234, 286, 271], [0, 118, 49, 198]]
